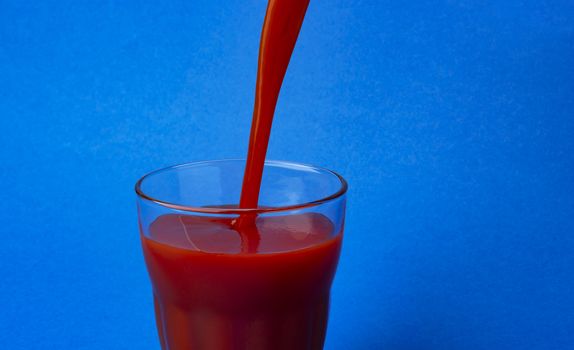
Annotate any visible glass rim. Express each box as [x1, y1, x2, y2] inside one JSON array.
[[135, 159, 348, 215]]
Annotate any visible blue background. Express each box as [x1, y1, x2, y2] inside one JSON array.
[[1, 1, 573, 349]]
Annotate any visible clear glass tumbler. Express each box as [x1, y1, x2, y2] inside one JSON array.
[[136, 159, 347, 350]]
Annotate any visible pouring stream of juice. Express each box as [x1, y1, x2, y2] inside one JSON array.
[[235, 0, 311, 253]]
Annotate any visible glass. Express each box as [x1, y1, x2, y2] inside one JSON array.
[[136, 159, 347, 350]]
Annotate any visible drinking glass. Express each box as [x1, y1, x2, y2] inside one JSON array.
[[136, 159, 347, 350]]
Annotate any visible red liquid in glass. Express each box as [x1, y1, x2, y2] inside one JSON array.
[[141, 0, 342, 349], [141, 214, 342, 349]]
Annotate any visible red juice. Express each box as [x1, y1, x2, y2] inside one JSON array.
[[233, 0, 311, 252], [239, 0, 310, 211], [138, 0, 345, 348], [141, 213, 342, 349]]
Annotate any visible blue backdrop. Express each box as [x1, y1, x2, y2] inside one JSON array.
[[1, 1, 573, 349]]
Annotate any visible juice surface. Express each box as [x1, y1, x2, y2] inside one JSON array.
[[141, 213, 342, 350]]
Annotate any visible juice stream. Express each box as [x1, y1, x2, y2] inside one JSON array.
[[236, 0, 311, 252]]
